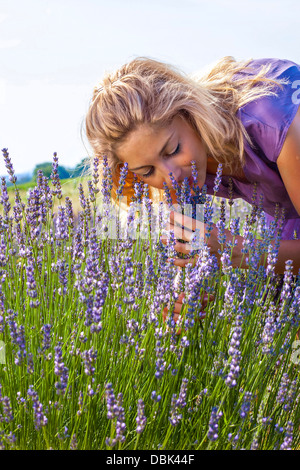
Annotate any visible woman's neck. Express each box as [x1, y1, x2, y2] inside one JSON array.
[[206, 156, 248, 183]]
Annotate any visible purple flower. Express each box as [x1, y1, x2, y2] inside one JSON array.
[[136, 399, 147, 434], [104, 383, 126, 446], [280, 260, 294, 303], [276, 373, 297, 411], [207, 406, 223, 441], [169, 172, 181, 205], [81, 347, 97, 376], [7, 315, 27, 365], [25, 250, 40, 308], [101, 155, 113, 205], [155, 338, 166, 380], [116, 162, 128, 197], [50, 152, 62, 199], [280, 421, 293, 450], [54, 344, 69, 396], [123, 256, 136, 305], [2, 148, 17, 184], [168, 378, 189, 427], [151, 391, 161, 403], [239, 391, 252, 419], [169, 394, 182, 426], [163, 182, 173, 207], [55, 206, 69, 242], [213, 163, 223, 194], [0, 395, 14, 423], [0, 177, 11, 219], [27, 386, 48, 430], [181, 177, 192, 206], [225, 314, 243, 388], [176, 378, 189, 408], [261, 302, 276, 355]]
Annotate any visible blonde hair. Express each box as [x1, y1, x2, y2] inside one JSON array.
[[85, 56, 288, 205]]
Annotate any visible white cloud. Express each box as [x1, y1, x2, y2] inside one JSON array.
[[0, 13, 8, 23], [0, 38, 21, 49], [0, 79, 6, 105]]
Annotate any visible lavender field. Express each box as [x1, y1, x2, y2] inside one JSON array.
[[0, 148, 299, 450]]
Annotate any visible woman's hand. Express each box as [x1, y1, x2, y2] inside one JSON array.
[[161, 210, 247, 269], [161, 210, 220, 268], [162, 291, 215, 333]]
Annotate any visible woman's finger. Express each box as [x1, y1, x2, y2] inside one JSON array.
[[162, 301, 185, 321], [170, 211, 205, 234], [171, 257, 198, 268]]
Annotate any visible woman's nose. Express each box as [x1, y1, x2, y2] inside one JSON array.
[[160, 162, 182, 187]]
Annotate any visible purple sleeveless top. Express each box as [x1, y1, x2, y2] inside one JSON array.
[[204, 58, 300, 240]]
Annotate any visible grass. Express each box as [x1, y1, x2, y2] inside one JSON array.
[[0, 159, 299, 450]]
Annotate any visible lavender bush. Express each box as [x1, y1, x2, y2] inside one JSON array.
[[0, 148, 299, 450]]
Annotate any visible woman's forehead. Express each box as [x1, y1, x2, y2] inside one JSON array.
[[116, 122, 173, 163]]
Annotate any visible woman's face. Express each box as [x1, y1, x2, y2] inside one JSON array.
[[115, 115, 208, 201]]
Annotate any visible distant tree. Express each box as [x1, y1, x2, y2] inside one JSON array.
[[32, 162, 71, 181], [70, 158, 90, 178]]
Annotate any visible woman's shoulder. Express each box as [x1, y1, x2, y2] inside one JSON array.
[[234, 57, 300, 83], [236, 58, 300, 163]]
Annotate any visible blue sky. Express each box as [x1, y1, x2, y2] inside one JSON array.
[[1, 0, 300, 176]]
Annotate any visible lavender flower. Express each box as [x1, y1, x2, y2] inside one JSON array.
[[181, 177, 192, 206], [116, 162, 128, 197], [0, 395, 14, 423], [54, 344, 69, 396], [0, 177, 11, 219], [176, 378, 189, 408], [239, 391, 252, 419], [280, 421, 293, 450], [105, 383, 126, 446], [276, 374, 297, 411], [280, 259, 294, 303], [2, 148, 17, 184], [213, 163, 223, 194], [136, 399, 147, 434], [169, 172, 181, 205], [55, 206, 69, 242], [163, 182, 173, 207], [261, 303, 276, 355], [225, 314, 243, 388], [151, 391, 161, 403], [155, 338, 166, 380], [50, 152, 62, 199], [25, 251, 40, 308], [169, 394, 183, 426], [101, 155, 113, 205], [7, 315, 27, 365], [81, 347, 97, 376], [207, 406, 223, 441], [27, 386, 48, 430]]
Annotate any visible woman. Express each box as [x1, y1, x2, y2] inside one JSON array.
[[85, 56, 300, 320]]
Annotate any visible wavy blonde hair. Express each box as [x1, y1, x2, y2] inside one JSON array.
[[85, 56, 288, 205]]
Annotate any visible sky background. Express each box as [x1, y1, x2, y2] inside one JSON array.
[[1, 0, 300, 177]]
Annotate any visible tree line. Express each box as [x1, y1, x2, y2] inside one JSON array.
[[32, 157, 90, 181]]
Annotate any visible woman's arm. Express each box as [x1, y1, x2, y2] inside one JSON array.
[[164, 212, 300, 275], [277, 105, 300, 216], [165, 106, 300, 275], [229, 228, 300, 275]]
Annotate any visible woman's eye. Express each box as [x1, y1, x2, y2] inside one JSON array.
[[142, 167, 154, 178], [167, 143, 180, 157], [142, 143, 180, 179]]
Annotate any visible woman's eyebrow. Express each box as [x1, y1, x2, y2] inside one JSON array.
[[128, 132, 175, 171]]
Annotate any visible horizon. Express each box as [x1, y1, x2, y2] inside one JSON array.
[[1, 0, 300, 178]]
